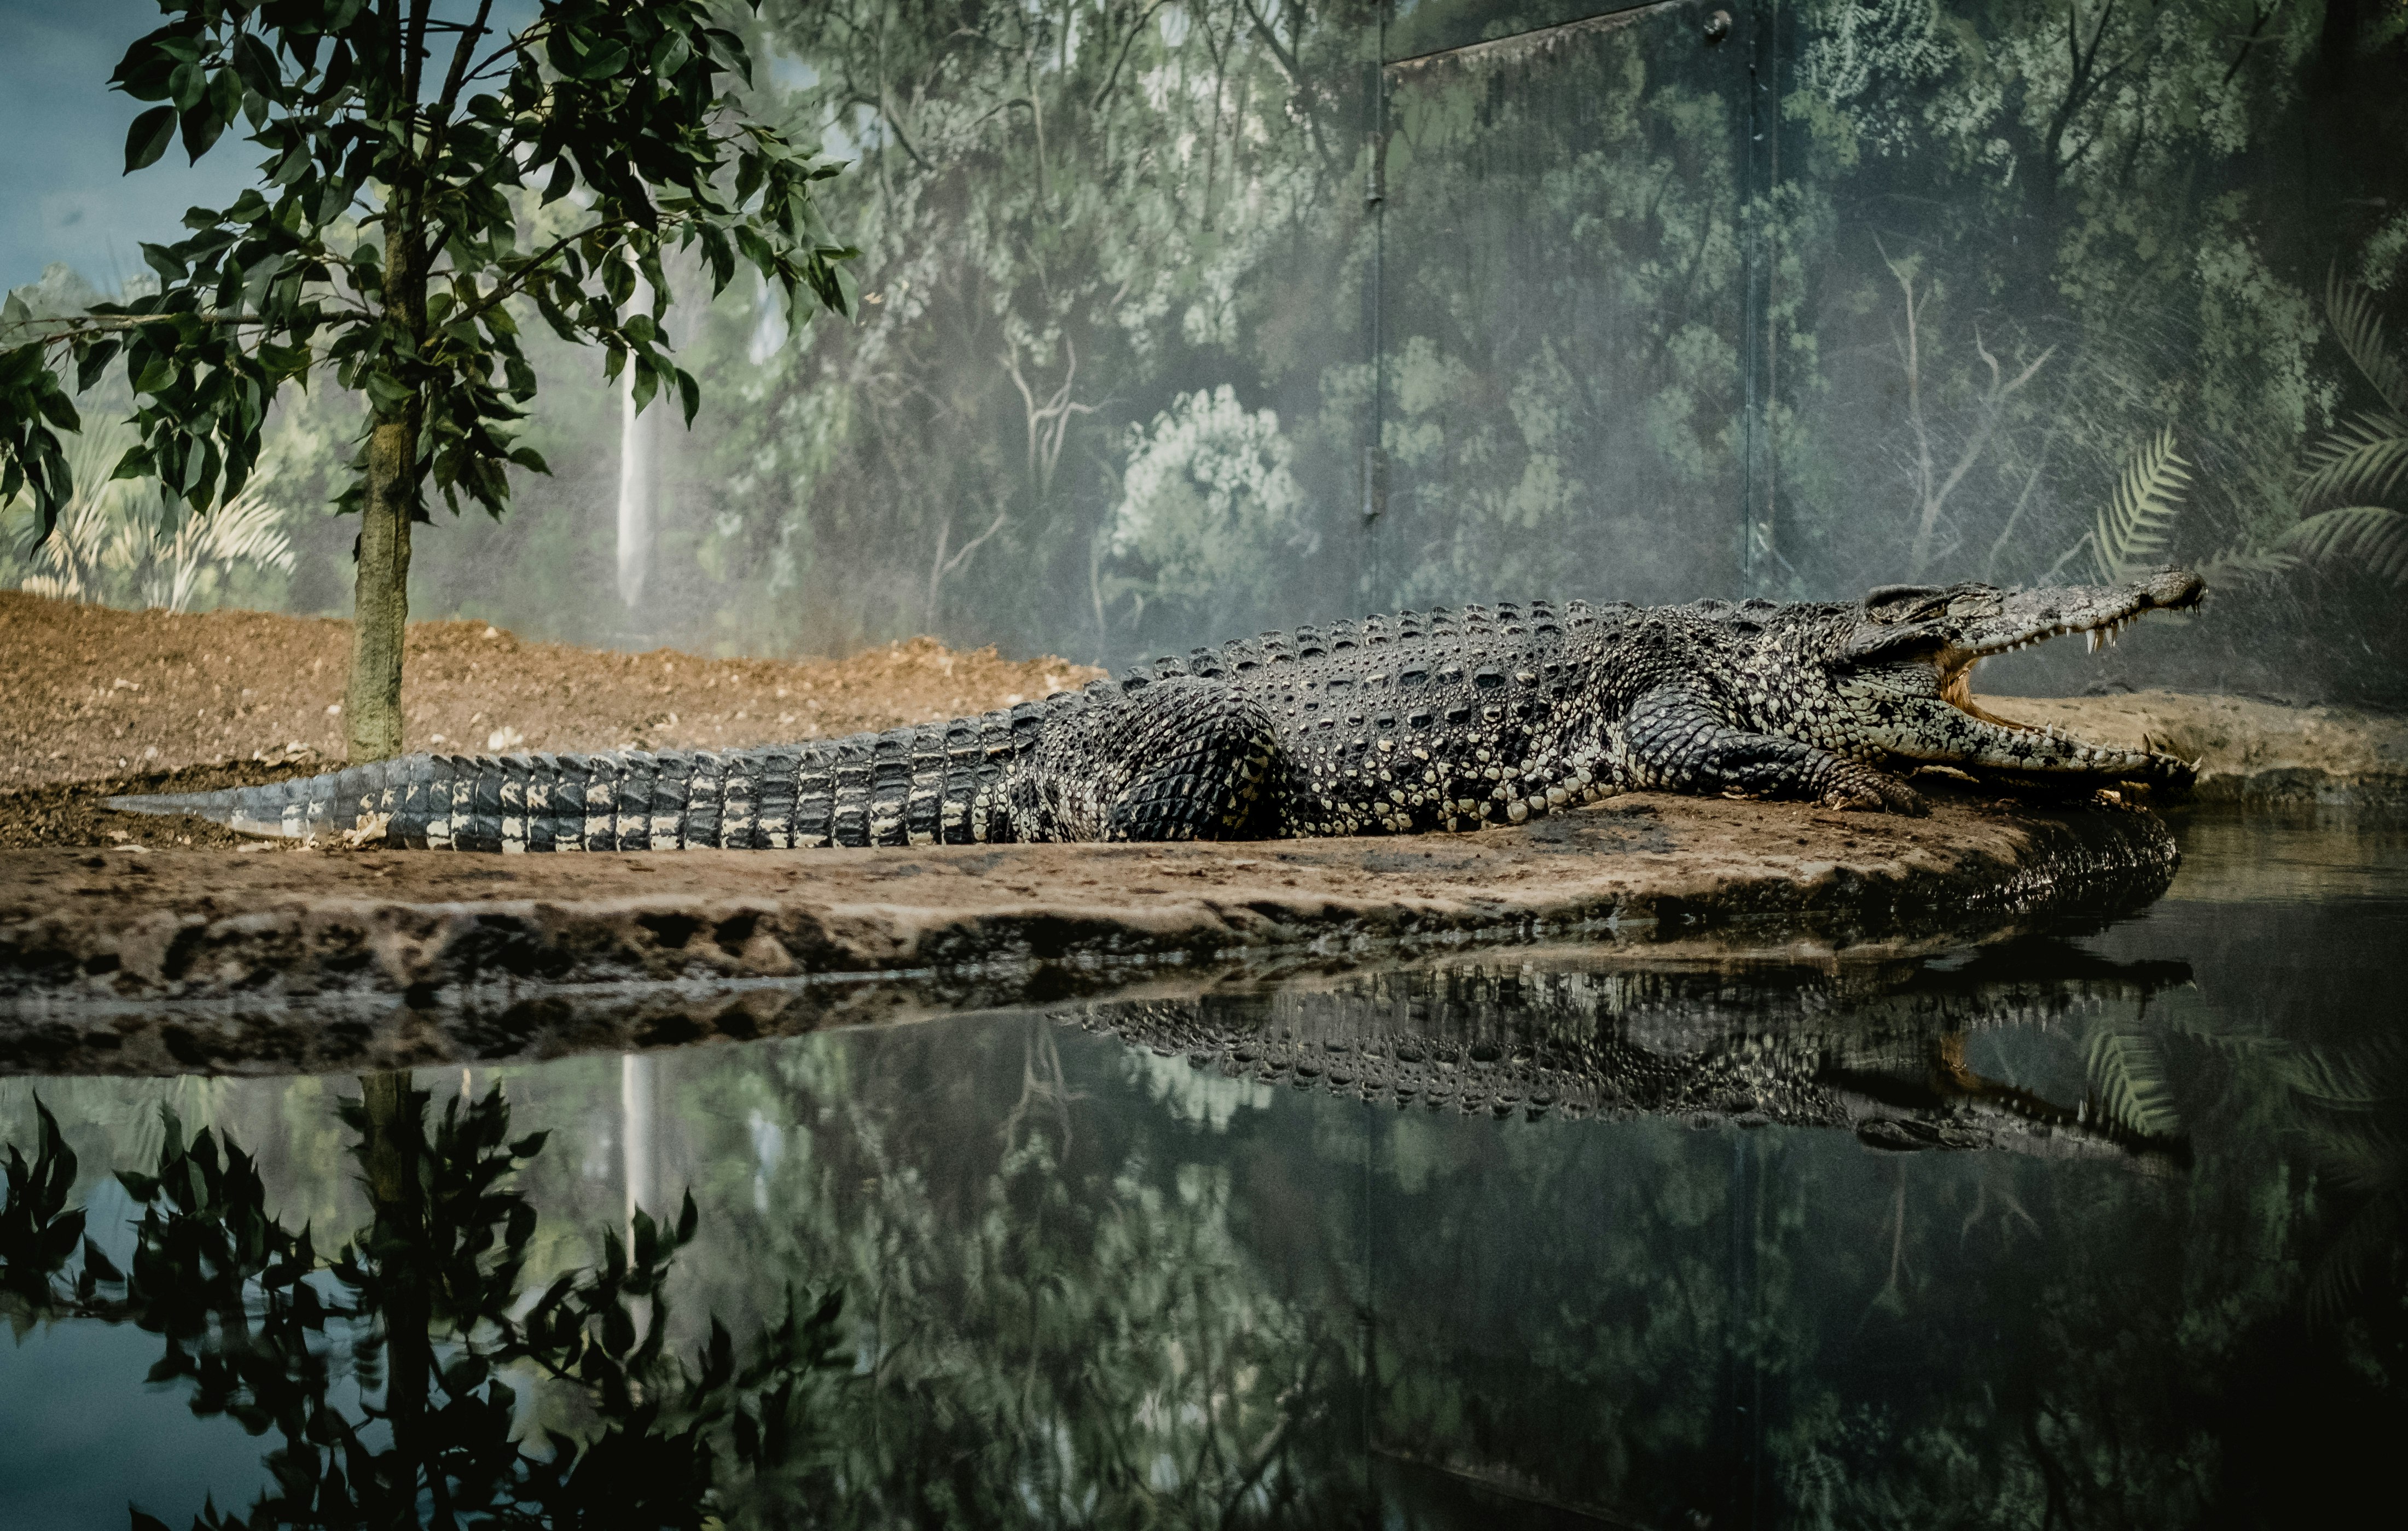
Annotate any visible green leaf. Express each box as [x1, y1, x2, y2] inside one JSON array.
[[124, 106, 178, 172], [76, 338, 123, 392], [231, 33, 280, 98], [33, 386, 80, 433], [181, 98, 228, 164]]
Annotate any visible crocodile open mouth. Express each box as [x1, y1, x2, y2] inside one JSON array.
[[1936, 581, 2204, 734]]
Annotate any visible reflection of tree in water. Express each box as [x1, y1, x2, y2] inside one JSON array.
[[8, 946, 2403, 1527], [3, 1037, 1378, 1529], [693, 1018, 1374, 1528], [0, 1077, 848, 1529]]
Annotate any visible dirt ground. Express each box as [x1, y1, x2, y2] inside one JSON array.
[[0, 787, 2181, 1071], [0, 591, 1100, 847]]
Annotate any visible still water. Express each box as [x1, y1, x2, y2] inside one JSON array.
[[3, 813, 2403, 1529]]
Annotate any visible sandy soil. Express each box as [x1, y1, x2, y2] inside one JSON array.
[[1987, 691, 2408, 803], [0, 590, 1100, 845]]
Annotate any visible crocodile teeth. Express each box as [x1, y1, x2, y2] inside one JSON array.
[[2087, 629, 2102, 653]]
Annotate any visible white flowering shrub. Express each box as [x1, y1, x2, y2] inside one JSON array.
[[1110, 385, 1314, 611]]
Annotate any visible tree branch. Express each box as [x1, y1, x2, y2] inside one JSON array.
[[1092, 0, 1178, 111], [458, 216, 642, 326]]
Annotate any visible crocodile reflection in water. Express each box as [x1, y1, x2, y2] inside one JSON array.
[[1065, 941, 2195, 1162]]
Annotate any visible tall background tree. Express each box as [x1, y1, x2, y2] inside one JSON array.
[[0, 0, 854, 761]]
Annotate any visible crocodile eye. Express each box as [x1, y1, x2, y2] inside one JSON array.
[[1862, 583, 1948, 622]]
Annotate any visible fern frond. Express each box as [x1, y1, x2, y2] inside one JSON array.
[[2092, 427, 2190, 584], [2282, 506, 2408, 585], [2327, 270, 2408, 414], [2083, 1023, 2180, 1140], [2194, 543, 2297, 588], [2305, 1188, 2406, 1330], [2300, 1123, 2407, 1196], [2299, 407, 2408, 508], [2282, 1033, 2408, 1111]]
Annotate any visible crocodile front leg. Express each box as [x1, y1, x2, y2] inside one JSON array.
[[1622, 685, 1926, 814]]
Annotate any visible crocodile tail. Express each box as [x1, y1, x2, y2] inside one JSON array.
[[105, 699, 1058, 851], [108, 763, 393, 840]]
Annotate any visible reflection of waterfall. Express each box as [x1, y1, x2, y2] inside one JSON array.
[[621, 1052, 655, 1241], [615, 274, 657, 610]]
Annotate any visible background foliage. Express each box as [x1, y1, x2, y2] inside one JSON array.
[[7, 0, 2405, 702]]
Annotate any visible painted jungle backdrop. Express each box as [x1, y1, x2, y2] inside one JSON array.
[[7, 0, 2406, 700]]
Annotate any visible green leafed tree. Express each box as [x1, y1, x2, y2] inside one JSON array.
[[0, 0, 855, 760]]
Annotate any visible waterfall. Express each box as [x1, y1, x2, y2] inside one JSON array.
[[622, 1052, 655, 1244], [615, 272, 656, 610]]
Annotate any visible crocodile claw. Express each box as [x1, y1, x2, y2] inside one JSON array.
[[1825, 768, 1927, 816]]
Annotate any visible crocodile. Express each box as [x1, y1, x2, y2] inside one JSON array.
[[1072, 946, 2195, 1163], [109, 569, 2206, 849]]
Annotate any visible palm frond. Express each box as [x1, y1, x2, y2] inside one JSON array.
[[5, 417, 289, 611], [2281, 506, 2408, 586], [2092, 427, 2190, 584], [2327, 270, 2408, 414], [2083, 1022, 2180, 1140], [2298, 408, 2408, 508]]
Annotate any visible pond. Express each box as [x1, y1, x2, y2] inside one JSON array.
[[3, 811, 2403, 1529]]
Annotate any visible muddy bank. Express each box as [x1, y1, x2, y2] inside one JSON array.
[[0, 786, 2177, 1075], [1992, 692, 2408, 804]]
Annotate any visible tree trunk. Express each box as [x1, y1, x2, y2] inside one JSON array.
[[345, 193, 426, 765], [344, 409, 418, 762], [358, 1070, 436, 1504]]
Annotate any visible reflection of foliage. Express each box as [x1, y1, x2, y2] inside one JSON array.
[[2284, 275, 2408, 585], [0, 1099, 90, 1331], [0, 1082, 846, 1530], [2081, 1013, 2181, 1141], [2, 419, 293, 612], [9, 0, 2385, 666], [2283, 1035, 2408, 1326], [677, 1018, 1371, 1527]]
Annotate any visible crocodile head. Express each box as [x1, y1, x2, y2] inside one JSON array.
[[1773, 568, 2207, 785]]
